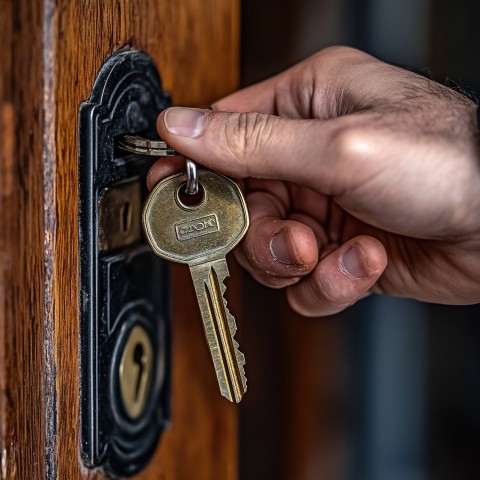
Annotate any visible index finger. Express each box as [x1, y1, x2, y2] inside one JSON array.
[[213, 46, 376, 118], [233, 179, 319, 288], [212, 74, 281, 114]]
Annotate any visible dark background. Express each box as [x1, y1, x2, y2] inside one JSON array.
[[239, 1, 480, 479]]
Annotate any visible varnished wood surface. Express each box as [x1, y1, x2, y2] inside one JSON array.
[[0, 0, 240, 478], [1, 1, 48, 478]]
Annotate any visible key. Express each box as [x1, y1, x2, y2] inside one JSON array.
[[143, 170, 249, 402], [117, 134, 199, 194], [117, 134, 177, 156]]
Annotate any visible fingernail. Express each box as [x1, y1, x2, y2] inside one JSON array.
[[270, 229, 298, 265], [340, 244, 369, 278], [164, 107, 208, 137]]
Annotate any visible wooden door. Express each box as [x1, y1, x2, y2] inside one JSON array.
[[0, 1, 240, 478]]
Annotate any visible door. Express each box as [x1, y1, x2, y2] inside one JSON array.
[[0, 1, 240, 478]]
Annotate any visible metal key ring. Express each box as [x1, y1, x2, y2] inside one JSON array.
[[185, 159, 199, 195]]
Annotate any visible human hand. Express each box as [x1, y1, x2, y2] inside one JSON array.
[[148, 46, 480, 317]]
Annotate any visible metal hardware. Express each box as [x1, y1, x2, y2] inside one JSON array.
[[79, 49, 171, 478], [117, 134, 177, 156], [142, 171, 249, 402], [98, 180, 143, 252], [185, 159, 199, 195], [119, 325, 154, 419], [117, 134, 199, 195]]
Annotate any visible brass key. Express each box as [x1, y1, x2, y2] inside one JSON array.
[[117, 134, 177, 156], [143, 170, 249, 402], [117, 134, 199, 194]]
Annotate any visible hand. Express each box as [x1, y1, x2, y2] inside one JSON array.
[[148, 46, 480, 317]]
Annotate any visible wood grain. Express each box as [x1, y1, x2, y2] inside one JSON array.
[[0, 0, 240, 478], [0, 1, 48, 478]]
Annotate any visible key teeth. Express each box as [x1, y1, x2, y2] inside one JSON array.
[[192, 260, 248, 401], [225, 316, 247, 394], [216, 275, 245, 358], [214, 272, 248, 393]]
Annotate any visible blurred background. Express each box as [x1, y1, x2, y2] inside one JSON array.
[[238, 1, 480, 479]]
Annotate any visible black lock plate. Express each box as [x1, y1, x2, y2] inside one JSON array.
[[78, 49, 171, 477]]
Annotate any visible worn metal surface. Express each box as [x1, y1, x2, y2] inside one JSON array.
[[143, 171, 248, 402]]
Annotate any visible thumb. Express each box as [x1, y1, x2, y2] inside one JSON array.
[[156, 107, 360, 194]]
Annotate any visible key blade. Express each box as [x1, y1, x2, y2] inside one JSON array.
[[190, 258, 247, 403], [117, 135, 177, 156]]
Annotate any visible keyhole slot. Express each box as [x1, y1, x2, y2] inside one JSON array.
[[133, 342, 145, 401], [118, 325, 154, 420], [119, 201, 132, 234]]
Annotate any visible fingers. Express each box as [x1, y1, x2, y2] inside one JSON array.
[[146, 156, 185, 190], [286, 235, 388, 317], [212, 46, 379, 117], [233, 190, 319, 288], [154, 47, 399, 195], [147, 160, 321, 288], [156, 106, 373, 195], [212, 74, 282, 114], [234, 218, 319, 289], [157, 107, 322, 183]]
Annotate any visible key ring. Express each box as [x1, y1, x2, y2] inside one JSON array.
[[185, 159, 199, 195], [118, 134, 199, 194]]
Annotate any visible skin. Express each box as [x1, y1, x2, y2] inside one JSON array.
[[147, 46, 480, 317]]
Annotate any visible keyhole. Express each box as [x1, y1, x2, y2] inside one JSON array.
[[133, 342, 145, 401], [119, 201, 132, 234], [119, 325, 154, 419]]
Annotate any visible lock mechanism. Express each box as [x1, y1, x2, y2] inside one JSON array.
[[119, 325, 154, 419], [98, 180, 143, 252], [79, 49, 171, 478]]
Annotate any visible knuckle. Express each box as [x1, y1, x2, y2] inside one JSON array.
[[223, 112, 273, 171], [313, 46, 372, 69], [315, 262, 375, 307], [321, 45, 364, 59], [325, 120, 384, 195], [329, 123, 375, 162], [313, 269, 348, 306]]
